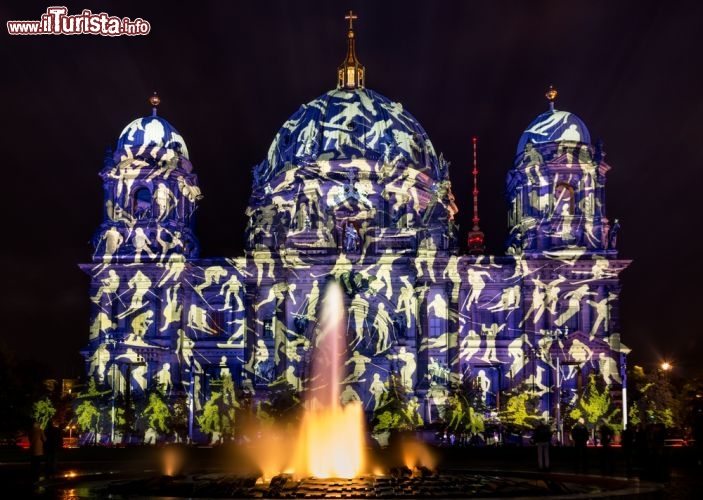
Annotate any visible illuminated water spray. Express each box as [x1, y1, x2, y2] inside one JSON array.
[[291, 280, 366, 478]]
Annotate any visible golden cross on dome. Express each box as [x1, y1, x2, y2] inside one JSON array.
[[345, 10, 358, 30]]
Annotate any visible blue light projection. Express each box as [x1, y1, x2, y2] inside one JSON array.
[[80, 38, 629, 448]]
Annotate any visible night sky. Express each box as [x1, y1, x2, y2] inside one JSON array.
[[2, 0, 702, 378]]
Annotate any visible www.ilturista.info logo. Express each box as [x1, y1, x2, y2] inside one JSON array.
[[7, 7, 150, 36]]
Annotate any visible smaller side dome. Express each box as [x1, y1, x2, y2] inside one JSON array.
[[516, 109, 591, 155], [117, 115, 190, 159]]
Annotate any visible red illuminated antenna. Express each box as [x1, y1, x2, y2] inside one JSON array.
[[467, 136, 485, 254]]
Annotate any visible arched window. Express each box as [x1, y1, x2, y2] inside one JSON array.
[[553, 183, 575, 216], [132, 187, 152, 220]]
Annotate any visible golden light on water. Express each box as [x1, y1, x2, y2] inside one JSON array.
[[294, 402, 366, 478], [401, 438, 437, 471], [161, 445, 185, 476]]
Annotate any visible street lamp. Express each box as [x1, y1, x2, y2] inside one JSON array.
[[661, 361, 672, 372]]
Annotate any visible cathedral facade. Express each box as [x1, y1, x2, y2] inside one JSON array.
[[81, 21, 630, 444]]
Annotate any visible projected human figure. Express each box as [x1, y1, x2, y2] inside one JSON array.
[[373, 302, 393, 354], [343, 350, 372, 383], [428, 381, 449, 414], [598, 353, 622, 386], [487, 285, 521, 313], [427, 293, 449, 320], [244, 340, 270, 380], [176, 175, 202, 203], [460, 329, 481, 362], [116, 348, 147, 392], [369, 372, 387, 410], [155, 362, 173, 394], [426, 332, 457, 353], [157, 254, 186, 287], [155, 226, 183, 260], [127, 310, 154, 343], [481, 323, 504, 362], [254, 282, 297, 312], [154, 182, 177, 222], [545, 276, 566, 316], [284, 332, 309, 362], [340, 384, 361, 406], [87, 343, 110, 383], [91, 269, 120, 304], [476, 369, 491, 402], [554, 284, 594, 327], [131, 227, 156, 263], [519, 279, 548, 327], [176, 329, 201, 373], [349, 293, 369, 347], [109, 160, 142, 204], [523, 143, 545, 185], [464, 268, 491, 311], [160, 284, 182, 332], [566, 339, 592, 379], [415, 235, 437, 281], [372, 258, 397, 300], [96, 226, 124, 263], [442, 255, 461, 302], [187, 304, 219, 335], [395, 280, 416, 328], [116, 271, 152, 319], [194, 266, 228, 296], [274, 365, 301, 390], [507, 333, 532, 379], [388, 346, 416, 390], [588, 294, 614, 339], [253, 247, 276, 287], [217, 274, 245, 312], [305, 280, 320, 320], [89, 312, 114, 340], [225, 317, 246, 347], [524, 365, 549, 396], [343, 222, 360, 251]]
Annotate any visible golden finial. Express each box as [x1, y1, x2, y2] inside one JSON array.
[[338, 11, 364, 89], [545, 85, 557, 111], [545, 85, 557, 102], [149, 91, 161, 116]]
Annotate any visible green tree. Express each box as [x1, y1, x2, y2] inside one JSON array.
[[75, 400, 101, 443], [198, 391, 222, 440], [372, 374, 422, 435], [143, 392, 172, 434], [32, 398, 56, 429], [570, 373, 620, 431], [500, 391, 540, 427], [628, 365, 681, 428]]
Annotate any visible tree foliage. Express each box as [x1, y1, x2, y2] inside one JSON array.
[[570, 373, 620, 430]]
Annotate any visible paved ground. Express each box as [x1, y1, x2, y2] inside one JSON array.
[[1, 444, 700, 498]]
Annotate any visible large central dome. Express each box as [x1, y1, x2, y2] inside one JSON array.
[[253, 88, 444, 186], [245, 14, 458, 257]]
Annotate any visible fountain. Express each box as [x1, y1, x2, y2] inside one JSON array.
[[289, 280, 367, 479]]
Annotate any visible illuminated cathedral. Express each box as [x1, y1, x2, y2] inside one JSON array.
[[81, 16, 630, 444]]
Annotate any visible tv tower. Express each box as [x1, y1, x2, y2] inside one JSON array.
[[467, 136, 485, 254]]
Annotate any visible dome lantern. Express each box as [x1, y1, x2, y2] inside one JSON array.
[[337, 10, 365, 90], [149, 91, 161, 117]]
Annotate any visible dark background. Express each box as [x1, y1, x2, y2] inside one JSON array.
[[1, 0, 701, 379]]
